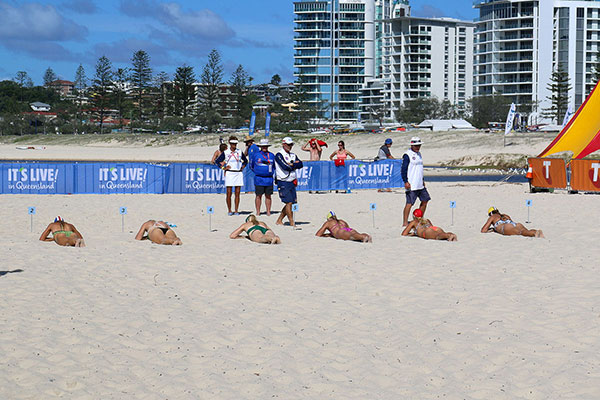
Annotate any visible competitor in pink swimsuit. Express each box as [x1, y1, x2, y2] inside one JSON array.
[[315, 211, 372, 242]]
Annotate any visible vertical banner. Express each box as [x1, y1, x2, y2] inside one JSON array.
[[527, 157, 567, 189], [505, 103, 516, 135], [265, 111, 271, 137], [569, 159, 600, 192], [562, 104, 573, 128], [249, 111, 256, 136]]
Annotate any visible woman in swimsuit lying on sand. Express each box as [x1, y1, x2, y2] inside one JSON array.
[[39, 216, 85, 247], [401, 209, 457, 241], [230, 215, 281, 244], [135, 220, 182, 245], [315, 211, 372, 242], [481, 206, 544, 238]]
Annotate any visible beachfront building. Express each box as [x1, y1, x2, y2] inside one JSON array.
[[293, 0, 376, 122], [474, 0, 600, 123]]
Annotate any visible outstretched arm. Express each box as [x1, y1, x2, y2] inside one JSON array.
[[230, 224, 247, 239], [481, 216, 495, 233], [315, 221, 330, 237], [401, 221, 416, 236], [39, 224, 53, 241], [135, 221, 152, 240]]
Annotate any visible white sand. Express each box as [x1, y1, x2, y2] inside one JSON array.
[[2, 135, 600, 398], [1, 178, 600, 398]]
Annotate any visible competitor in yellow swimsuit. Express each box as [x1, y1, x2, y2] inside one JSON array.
[[39, 216, 85, 247], [401, 209, 457, 241], [230, 215, 281, 244], [481, 207, 544, 238]]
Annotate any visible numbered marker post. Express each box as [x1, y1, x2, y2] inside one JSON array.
[[525, 199, 532, 223], [207, 206, 214, 231], [369, 203, 377, 227], [291, 203, 299, 227], [28, 206, 36, 232], [119, 207, 127, 232], [449, 201, 456, 225]]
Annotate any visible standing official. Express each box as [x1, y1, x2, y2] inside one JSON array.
[[401, 136, 430, 226], [215, 136, 248, 215], [250, 139, 275, 216], [275, 137, 303, 227]]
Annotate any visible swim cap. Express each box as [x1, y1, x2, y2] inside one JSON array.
[[413, 209, 423, 218], [245, 215, 253, 223], [326, 211, 336, 220], [54, 216, 63, 222], [487, 206, 498, 216]]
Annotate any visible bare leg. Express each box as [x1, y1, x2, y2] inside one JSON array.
[[234, 186, 241, 213], [402, 202, 413, 227], [276, 203, 294, 226], [226, 187, 233, 213], [419, 200, 429, 216], [265, 194, 272, 216], [349, 232, 372, 242], [255, 194, 262, 215]]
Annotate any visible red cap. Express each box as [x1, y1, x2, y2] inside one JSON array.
[[413, 209, 423, 218]]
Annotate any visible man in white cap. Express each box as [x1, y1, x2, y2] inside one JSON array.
[[214, 135, 248, 215], [401, 136, 430, 226], [250, 138, 275, 215], [275, 137, 303, 226]]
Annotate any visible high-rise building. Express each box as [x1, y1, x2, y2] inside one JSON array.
[[474, 0, 600, 123], [293, 0, 375, 121]]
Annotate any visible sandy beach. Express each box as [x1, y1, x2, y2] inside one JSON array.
[[1, 134, 600, 398]]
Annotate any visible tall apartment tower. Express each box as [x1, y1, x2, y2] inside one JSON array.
[[474, 0, 600, 123], [293, 0, 375, 121]]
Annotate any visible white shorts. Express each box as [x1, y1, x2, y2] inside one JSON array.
[[225, 171, 243, 187]]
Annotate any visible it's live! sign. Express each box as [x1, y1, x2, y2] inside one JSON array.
[[527, 158, 567, 189], [570, 159, 600, 191]]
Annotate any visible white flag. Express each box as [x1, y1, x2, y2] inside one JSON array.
[[505, 103, 516, 135], [562, 104, 573, 128]]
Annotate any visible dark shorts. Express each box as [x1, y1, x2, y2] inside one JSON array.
[[255, 185, 273, 196], [405, 187, 431, 204], [278, 180, 297, 204]]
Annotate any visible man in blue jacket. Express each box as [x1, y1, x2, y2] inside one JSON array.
[[250, 139, 275, 216]]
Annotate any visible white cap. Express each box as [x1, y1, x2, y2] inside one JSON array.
[[229, 139, 239, 144], [258, 139, 271, 146], [282, 137, 294, 144], [410, 137, 423, 145]]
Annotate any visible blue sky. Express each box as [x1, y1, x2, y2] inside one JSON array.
[[0, 0, 477, 86]]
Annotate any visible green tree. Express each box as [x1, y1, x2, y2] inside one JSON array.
[[542, 64, 572, 124], [152, 71, 171, 123], [270, 74, 281, 86], [396, 97, 441, 124], [73, 64, 88, 132], [112, 67, 131, 129], [130, 50, 152, 123], [198, 49, 224, 131], [229, 64, 252, 125], [173, 64, 196, 119], [14, 71, 32, 101], [91, 56, 113, 134], [43, 67, 58, 86], [468, 95, 512, 128]]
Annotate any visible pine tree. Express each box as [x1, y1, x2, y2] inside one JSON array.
[[229, 64, 251, 123], [112, 67, 131, 129], [270, 74, 281, 86], [74, 64, 88, 131], [542, 64, 572, 124], [173, 65, 196, 119], [130, 50, 152, 123], [198, 49, 224, 131], [92, 56, 113, 134], [152, 71, 171, 124], [43, 67, 58, 86]]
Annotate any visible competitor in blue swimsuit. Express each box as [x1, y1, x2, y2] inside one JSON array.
[[230, 215, 281, 244], [481, 207, 544, 238]]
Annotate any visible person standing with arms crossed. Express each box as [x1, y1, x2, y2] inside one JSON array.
[[215, 136, 248, 215], [401, 136, 430, 226], [275, 137, 303, 227], [250, 139, 275, 216]]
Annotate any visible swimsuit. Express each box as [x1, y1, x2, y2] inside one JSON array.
[[330, 223, 353, 233], [53, 230, 73, 237], [416, 220, 439, 238], [493, 219, 517, 234], [247, 225, 269, 236], [152, 222, 169, 235]]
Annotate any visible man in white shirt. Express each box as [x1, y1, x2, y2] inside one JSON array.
[[401, 136, 431, 226], [214, 136, 248, 215], [274, 137, 303, 227]]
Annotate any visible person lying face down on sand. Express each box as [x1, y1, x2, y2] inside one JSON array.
[[481, 207, 544, 238], [315, 211, 372, 242], [401, 209, 457, 241], [230, 215, 281, 244], [135, 220, 182, 245], [39, 216, 85, 247]]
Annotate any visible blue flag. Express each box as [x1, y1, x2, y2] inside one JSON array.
[[249, 111, 256, 136], [265, 112, 271, 137]]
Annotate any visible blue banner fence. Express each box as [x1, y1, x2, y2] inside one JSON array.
[[0, 160, 403, 195]]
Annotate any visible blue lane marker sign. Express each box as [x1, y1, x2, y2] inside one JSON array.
[[449, 201, 456, 209], [370, 203, 377, 211], [207, 206, 214, 215], [526, 199, 532, 207], [292, 203, 299, 212], [28, 206, 36, 215], [119, 207, 128, 215]]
